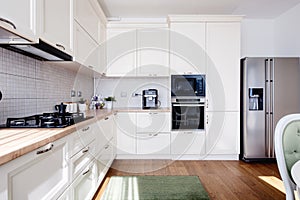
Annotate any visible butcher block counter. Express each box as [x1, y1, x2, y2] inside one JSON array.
[[0, 107, 170, 166]]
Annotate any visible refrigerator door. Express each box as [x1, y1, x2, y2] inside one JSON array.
[[272, 58, 300, 155], [243, 58, 267, 159]]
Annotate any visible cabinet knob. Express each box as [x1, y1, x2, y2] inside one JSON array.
[[82, 147, 89, 153]]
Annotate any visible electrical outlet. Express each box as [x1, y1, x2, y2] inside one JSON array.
[[71, 90, 76, 97], [121, 91, 127, 97], [77, 91, 82, 97]]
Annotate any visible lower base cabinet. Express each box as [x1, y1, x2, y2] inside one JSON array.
[[171, 131, 206, 158], [0, 137, 69, 200], [137, 133, 170, 155]]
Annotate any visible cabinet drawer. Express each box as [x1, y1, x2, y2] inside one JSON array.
[[96, 142, 114, 169], [136, 112, 170, 133], [7, 139, 68, 200], [70, 124, 96, 157], [171, 131, 205, 155], [70, 140, 96, 180], [137, 133, 170, 155], [96, 116, 113, 152]]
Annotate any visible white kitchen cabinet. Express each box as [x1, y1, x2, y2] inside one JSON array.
[[106, 28, 137, 76], [70, 140, 96, 180], [0, 137, 69, 200], [74, 0, 101, 43], [136, 112, 170, 133], [116, 112, 136, 154], [171, 131, 205, 156], [136, 133, 170, 155], [96, 115, 114, 153], [169, 23, 206, 75], [70, 122, 97, 157], [206, 111, 239, 156], [206, 22, 240, 112], [137, 29, 169, 76], [73, 21, 100, 69], [0, 0, 37, 41], [38, 0, 73, 55], [69, 161, 97, 200]]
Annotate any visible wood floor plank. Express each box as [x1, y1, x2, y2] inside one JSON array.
[[93, 160, 286, 200]]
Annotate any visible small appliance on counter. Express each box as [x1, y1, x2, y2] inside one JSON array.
[[142, 89, 160, 109]]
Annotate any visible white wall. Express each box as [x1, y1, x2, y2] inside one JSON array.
[[241, 19, 275, 57], [241, 3, 300, 57], [274, 3, 300, 56]]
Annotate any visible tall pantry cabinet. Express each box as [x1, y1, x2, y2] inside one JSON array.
[[169, 15, 242, 159]]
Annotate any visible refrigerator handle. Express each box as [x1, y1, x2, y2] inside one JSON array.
[[270, 58, 275, 157], [265, 58, 271, 157]]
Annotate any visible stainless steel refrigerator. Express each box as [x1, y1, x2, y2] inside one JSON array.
[[241, 57, 300, 161]]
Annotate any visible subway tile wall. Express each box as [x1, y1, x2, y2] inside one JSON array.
[[0, 48, 93, 125]]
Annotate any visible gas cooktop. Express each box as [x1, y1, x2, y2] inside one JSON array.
[[6, 112, 93, 128]]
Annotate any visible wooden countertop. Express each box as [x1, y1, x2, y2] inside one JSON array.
[[0, 108, 170, 166]]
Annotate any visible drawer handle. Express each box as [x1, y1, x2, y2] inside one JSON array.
[[0, 17, 16, 29], [88, 65, 94, 69], [150, 133, 158, 137], [82, 169, 90, 176], [105, 117, 109, 120], [36, 143, 54, 155], [56, 43, 65, 51], [104, 145, 109, 149], [82, 126, 90, 132], [184, 132, 193, 135], [82, 147, 89, 153]]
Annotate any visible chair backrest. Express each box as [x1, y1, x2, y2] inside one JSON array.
[[275, 114, 300, 200]]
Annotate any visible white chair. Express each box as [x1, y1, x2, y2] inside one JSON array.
[[275, 114, 300, 200]]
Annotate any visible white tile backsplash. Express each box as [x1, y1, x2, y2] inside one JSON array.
[[0, 48, 93, 125]]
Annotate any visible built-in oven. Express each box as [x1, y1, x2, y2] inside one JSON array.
[[171, 74, 206, 97], [172, 98, 205, 130]]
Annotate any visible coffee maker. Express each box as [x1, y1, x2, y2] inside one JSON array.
[[142, 89, 159, 109]]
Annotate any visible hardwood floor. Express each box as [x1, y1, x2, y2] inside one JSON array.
[[93, 160, 285, 200]]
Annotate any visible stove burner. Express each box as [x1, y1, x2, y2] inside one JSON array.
[[6, 112, 88, 128]]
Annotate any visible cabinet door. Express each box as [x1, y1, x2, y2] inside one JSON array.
[[39, 0, 73, 55], [170, 23, 206, 74], [4, 138, 69, 200], [206, 111, 239, 155], [106, 28, 136, 76], [0, 0, 37, 41], [116, 113, 136, 154], [73, 21, 100, 69], [171, 131, 205, 155], [137, 133, 170, 155], [137, 29, 169, 76], [136, 112, 170, 133], [206, 22, 240, 112], [74, 0, 100, 43]]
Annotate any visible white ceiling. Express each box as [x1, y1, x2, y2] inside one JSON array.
[[97, 0, 300, 19]]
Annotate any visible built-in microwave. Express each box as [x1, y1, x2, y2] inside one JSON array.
[[171, 74, 206, 97]]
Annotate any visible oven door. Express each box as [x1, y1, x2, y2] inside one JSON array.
[[172, 103, 205, 130]]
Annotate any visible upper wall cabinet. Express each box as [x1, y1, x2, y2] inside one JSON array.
[[106, 28, 137, 76], [74, 0, 101, 43], [206, 22, 241, 112], [137, 29, 169, 77], [38, 0, 73, 55], [106, 23, 169, 77], [169, 23, 206, 75], [0, 0, 37, 41]]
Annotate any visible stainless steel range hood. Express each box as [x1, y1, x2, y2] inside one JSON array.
[[0, 25, 73, 61]]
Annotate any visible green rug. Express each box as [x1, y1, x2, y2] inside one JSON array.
[[100, 176, 210, 200]]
